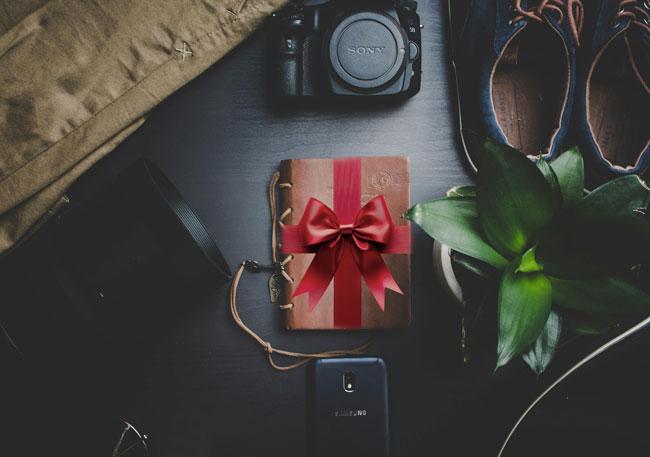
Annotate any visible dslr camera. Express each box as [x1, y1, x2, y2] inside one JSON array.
[[269, 0, 421, 98]]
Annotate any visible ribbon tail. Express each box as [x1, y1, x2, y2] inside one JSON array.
[[357, 246, 403, 311], [291, 244, 339, 311]]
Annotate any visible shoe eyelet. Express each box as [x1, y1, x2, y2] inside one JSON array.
[[644, 1, 650, 10], [611, 19, 621, 28], [508, 18, 519, 27], [644, 18, 650, 26]]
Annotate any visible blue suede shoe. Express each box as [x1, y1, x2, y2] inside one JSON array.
[[575, 0, 650, 179], [449, 0, 583, 171]]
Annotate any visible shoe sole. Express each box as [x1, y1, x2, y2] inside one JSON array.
[[447, 0, 479, 174]]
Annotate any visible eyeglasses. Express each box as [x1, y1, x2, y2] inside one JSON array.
[[111, 421, 149, 457]]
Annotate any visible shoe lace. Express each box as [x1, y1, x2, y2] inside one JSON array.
[[616, 1, 650, 94], [614, 0, 650, 34], [512, 0, 584, 46]]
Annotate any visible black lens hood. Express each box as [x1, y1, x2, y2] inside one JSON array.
[[49, 159, 231, 334], [121, 159, 231, 288]]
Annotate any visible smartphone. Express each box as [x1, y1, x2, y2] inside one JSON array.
[[307, 357, 390, 457]]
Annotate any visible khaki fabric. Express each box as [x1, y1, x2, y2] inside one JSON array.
[[0, 0, 289, 255]]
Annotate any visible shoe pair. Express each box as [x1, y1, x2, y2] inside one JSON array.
[[450, 0, 650, 180]]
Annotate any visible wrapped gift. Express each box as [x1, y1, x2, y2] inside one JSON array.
[[279, 156, 411, 329]]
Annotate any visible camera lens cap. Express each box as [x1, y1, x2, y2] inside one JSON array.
[[328, 11, 408, 90]]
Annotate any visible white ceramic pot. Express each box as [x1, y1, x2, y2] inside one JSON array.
[[432, 240, 466, 307]]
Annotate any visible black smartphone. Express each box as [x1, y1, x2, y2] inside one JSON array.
[[307, 357, 390, 457]]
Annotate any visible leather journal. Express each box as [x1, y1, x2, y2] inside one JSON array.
[[278, 156, 411, 330]]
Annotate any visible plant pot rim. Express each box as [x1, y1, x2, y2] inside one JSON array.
[[432, 240, 466, 307]]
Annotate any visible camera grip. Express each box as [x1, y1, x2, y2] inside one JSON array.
[[271, 34, 301, 97]]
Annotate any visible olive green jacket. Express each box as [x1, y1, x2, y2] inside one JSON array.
[[0, 0, 288, 254]]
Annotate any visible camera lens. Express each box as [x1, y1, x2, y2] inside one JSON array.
[[343, 371, 356, 392], [328, 11, 408, 91]]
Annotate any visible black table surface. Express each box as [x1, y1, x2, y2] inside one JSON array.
[[0, 1, 635, 456]]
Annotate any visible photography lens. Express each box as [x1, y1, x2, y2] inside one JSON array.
[[343, 371, 356, 392]]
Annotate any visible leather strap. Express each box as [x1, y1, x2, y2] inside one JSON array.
[[228, 172, 372, 371]]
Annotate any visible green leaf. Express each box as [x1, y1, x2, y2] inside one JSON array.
[[550, 147, 584, 208], [536, 159, 563, 213], [535, 219, 606, 278], [496, 258, 552, 371], [563, 313, 618, 335], [404, 197, 509, 269], [478, 139, 555, 259], [535, 216, 649, 278], [451, 250, 499, 280], [550, 276, 650, 315], [446, 185, 477, 198], [522, 311, 562, 377], [516, 244, 543, 273], [573, 175, 650, 234], [536, 176, 650, 278]]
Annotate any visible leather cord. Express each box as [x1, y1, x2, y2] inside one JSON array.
[[228, 173, 372, 371], [230, 262, 373, 370]]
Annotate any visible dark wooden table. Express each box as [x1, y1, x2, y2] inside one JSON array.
[[2, 1, 617, 456]]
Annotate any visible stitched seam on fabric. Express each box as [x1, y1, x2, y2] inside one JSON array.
[[0, 0, 268, 187]]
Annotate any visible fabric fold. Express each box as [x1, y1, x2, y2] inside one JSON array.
[[0, 0, 289, 255]]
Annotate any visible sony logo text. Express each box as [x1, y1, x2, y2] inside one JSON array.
[[347, 46, 386, 54]]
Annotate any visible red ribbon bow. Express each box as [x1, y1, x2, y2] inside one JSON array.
[[292, 196, 403, 311]]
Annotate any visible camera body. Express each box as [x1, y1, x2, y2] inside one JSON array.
[[269, 0, 421, 98]]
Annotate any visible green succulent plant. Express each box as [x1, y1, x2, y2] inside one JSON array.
[[404, 139, 650, 375]]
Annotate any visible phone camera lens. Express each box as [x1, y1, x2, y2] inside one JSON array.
[[343, 371, 356, 392]]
